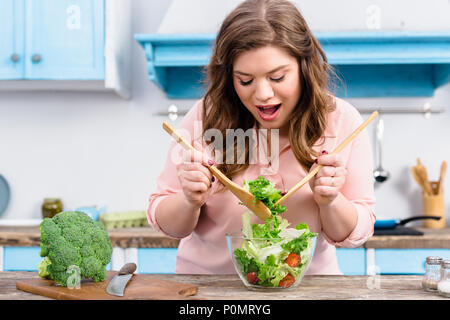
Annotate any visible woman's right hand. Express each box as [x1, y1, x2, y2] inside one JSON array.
[[176, 140, 215, 208]]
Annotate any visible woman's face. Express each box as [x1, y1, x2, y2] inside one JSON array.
[[232, 45, 301, 135]]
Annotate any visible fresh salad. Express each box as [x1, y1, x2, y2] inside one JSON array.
[[233, 176, 317, 288]]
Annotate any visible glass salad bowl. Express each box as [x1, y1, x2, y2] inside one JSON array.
[[226, 230, 317, 291]]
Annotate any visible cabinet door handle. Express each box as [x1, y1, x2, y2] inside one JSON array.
[[31, 54, 42, 63], [10, 53, 20, 63]]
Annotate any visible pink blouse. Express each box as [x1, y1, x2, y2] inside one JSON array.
[[147, 97, 376, 275]]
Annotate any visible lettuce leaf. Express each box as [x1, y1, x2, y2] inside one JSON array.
[[281, 231, 317, 255], [243, 176, 287, 215]]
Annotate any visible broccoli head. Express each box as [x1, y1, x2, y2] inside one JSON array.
[[38, 211, 113, 286]]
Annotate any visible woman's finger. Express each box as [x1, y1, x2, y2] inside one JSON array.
[[181, 180, 210, 193], [181, 162, 213, 181], [316, 166, 337, 178], [183, 190, 207, 206], [313, 185, 339, 197], [316, 153, 344, 167], [316, 166, 346, 178], [181, 170, 212, 189], [315, 175, 345, 188]]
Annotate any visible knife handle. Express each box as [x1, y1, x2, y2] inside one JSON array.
[[119, 263, 137, 275]]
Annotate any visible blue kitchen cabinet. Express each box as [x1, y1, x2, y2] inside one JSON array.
[[375, 249, 450, 275], [3, 247, 41, 271], [136, 248, 366, 275], [25, 0, 104, 79], [0, 0, 104, 80], [2, 246, 112, 272], [137, 248, 177, 274], [0, 0, 25, 79], [336, 248, 366, 275], [4, 246, 449, 275]]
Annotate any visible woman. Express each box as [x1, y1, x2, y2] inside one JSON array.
[[147, 0, 375, 275]]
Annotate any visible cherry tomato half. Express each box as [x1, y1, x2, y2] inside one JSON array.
[[247, 272, 260, 284], [279, 274, 295, 288], [285, 253, 301, 268]]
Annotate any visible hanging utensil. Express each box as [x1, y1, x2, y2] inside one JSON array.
[[373, 116, 390, 183], [162, 122, 272, 221], [274, 111, 378, 206]]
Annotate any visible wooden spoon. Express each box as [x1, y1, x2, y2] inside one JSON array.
[[412, 165, 433, 195], [438, 161, 447, 195], [274, 111, 379, 207], [162, 122, 272, 221], [416, 159, 434, 196], [411, 166, 426, 191]]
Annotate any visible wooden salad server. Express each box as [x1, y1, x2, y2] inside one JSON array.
[[162, 122, 272, 220], [274, 111, 379, 207]]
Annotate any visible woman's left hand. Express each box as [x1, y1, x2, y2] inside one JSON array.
[[309, 151, 347, 207]]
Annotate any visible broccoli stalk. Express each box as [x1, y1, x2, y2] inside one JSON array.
[[37, 256, 51, 279], [38, 211, 113, 286]]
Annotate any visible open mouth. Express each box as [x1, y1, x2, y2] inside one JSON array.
[[256, 104, 281, 115], [255, 103, 282, 121]]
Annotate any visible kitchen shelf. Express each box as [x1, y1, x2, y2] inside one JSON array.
[[357, 105, 445, 115], [135, 31, 450, 99], [153, 105, 445, 121]]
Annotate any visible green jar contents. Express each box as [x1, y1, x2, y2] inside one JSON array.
[[41, 198, 64, 219]]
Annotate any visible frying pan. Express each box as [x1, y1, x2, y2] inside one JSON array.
[[374, 216, 441, 230]]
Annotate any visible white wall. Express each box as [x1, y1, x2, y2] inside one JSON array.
[[0, 0, 449, 226]]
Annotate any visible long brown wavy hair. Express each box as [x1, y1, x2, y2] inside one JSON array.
[[203, 0, 336, 180]]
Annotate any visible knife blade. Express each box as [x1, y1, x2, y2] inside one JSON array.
[[106, 262, 137, 297]]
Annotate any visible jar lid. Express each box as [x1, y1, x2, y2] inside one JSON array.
[[426, 256, 443, 264], [441, 260, 450, 268], [44, 198, 62, 202]]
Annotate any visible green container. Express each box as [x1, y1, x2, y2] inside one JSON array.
[[99, 211, 148, 229]]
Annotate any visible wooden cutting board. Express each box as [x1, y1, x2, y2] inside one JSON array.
[[16, 271, 200, 300]]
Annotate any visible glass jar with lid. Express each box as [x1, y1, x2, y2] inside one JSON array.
[[422, 256, 442, 291], [41, 198, 63, 219], [438, 260, 450, 298]]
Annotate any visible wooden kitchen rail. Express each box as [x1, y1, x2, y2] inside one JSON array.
[[1, 226, 450, 249], [1, 271, 448, 300]]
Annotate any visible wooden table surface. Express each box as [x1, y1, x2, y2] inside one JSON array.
[[1, 271, 448, 300], [1, 226, 450, 249]]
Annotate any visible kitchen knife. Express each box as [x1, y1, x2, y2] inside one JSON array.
[[374, 216, 441, 230], [106, 263, 137, 297]]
